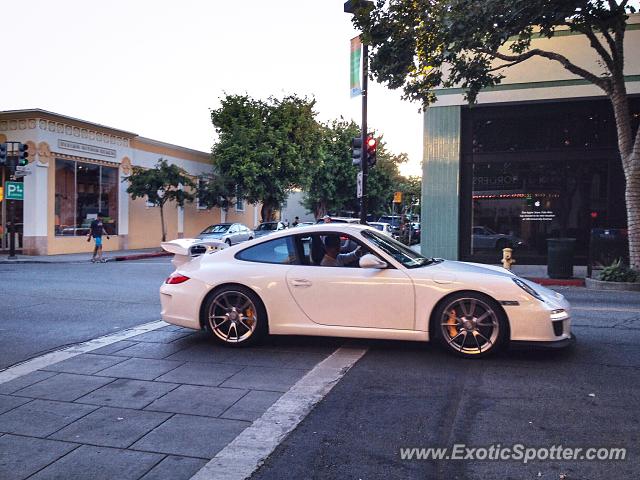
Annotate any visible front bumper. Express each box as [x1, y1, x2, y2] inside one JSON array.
[[511, 333, 576, 349]]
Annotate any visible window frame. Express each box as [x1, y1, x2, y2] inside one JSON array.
[[234, 235, 300, 265]]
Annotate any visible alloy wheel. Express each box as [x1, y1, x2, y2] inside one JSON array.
[[208, 290, 257, 343], [440, 297, 500, 355]]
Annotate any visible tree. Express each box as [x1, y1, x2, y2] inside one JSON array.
[[354, 0, 640, 267], [210, 94, 322, 222], [125, 158, 195, 242], [196, 171, 236, 211], [367, 141, 407, 217], [303, 120, 360, 218]]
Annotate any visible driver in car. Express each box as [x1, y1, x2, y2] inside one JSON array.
[[321, 235, 363, 267]]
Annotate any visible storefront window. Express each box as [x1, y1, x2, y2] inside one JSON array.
[[54, 159, 118, 236], [461, 98, 635, 263]]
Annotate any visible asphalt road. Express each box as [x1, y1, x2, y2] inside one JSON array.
[[253, 287, 640, 480], [0, 258, 174, 369]]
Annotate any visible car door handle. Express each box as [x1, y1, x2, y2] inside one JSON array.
[[290, 279, 312, 288]]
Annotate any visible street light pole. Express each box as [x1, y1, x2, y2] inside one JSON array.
[[344, 0, 373, 224], [360, 42, 368, 224]]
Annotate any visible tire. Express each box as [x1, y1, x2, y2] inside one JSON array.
[[202, 285, 268, 347], [434, 292, 507, 358], [225, 239, 232, 247]]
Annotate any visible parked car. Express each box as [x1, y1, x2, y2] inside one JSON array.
[[254, 221, 287, 238], [472, 226, 525, 250], [368, 222, 395, 237], [199, 223, 253, 246], [293, 221, 314, 227], [161, 223, 573, 358]]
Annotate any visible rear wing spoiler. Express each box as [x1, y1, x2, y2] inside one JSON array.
[[161, 238, 227, 267]]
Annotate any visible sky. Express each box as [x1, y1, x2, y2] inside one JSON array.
[[2, 0, 424, 176]]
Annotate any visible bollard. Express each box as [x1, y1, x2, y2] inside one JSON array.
[[502, 247, 515, 270]]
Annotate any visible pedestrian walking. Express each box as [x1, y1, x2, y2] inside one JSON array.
[[87, 212, 110, 263]]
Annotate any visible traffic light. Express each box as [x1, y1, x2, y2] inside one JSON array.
[[351, 136, 363, 167], [18, 143, 29, 166], [366, 135, 377, 167], [0, 143, 6, 165]]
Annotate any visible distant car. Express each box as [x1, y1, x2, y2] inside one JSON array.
[[199, 223, 253, 246], [254, 221, 287, 239], [368, 222, 395, 237], [472, 226, 524, 250]]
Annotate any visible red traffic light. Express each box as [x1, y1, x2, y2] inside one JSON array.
[[367, 137, 377, 149]]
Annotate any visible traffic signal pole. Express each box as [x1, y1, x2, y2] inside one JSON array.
[[360, 42, 368, 224]]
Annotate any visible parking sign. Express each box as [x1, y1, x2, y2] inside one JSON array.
[[5, 181, 24, 201]]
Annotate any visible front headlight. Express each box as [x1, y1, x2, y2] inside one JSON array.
[[512, 278, 544, 301]]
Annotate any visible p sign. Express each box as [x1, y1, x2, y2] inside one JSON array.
[[5, 181, 24, 201]]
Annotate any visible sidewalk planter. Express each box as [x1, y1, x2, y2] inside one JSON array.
[[585, 276, 640, 292], [547, 238, 576, 279]]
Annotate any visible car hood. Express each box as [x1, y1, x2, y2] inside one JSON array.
[[430, 260, 516, 278]]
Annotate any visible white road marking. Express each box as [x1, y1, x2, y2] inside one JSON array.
[[191, 345, 368, 480], [0, 320, 167, 384]]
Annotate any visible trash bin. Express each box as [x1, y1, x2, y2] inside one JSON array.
[[547, 238, 576, 279]]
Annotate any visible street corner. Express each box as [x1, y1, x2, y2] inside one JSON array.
[[0, 322, 362, 480]]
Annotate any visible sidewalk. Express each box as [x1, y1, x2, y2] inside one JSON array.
[[0, 323, 340, 480], [0, 248, 170, 264]]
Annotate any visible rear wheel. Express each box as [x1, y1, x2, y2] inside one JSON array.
[[435, 292, 507, 358], [203, 285, 267, 347]]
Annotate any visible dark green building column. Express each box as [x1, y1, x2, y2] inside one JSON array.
[[421, 105, 462, 260]]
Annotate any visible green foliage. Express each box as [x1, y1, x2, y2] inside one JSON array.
[[210, 94, 323, 221], [196, 173, 236, 210], [125, 158, 195, 208], [124, 158, 195, 241], [353, 1, 635, 106], [301, 120, 409, 219], [395, 175, 422, 216], [599, 258, 639, 283], [302, 120, 360, 218]]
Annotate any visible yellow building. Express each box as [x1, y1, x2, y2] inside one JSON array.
[[0, 109, 260, 255]]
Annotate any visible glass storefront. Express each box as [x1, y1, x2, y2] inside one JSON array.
[[460, 98, 638, 263], [54, 158, 118, 236]]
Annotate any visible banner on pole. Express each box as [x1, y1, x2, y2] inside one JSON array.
[[350, 36, 362, 98]]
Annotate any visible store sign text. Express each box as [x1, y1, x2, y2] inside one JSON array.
[[58, 140, 116, 158]]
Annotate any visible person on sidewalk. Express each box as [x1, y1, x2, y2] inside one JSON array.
[[87, 213, 110, 263]]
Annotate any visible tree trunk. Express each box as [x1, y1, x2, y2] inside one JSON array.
[[625, 158, 640, 269], [609, 86, 639, 268], [260, 202, 274, 223], [159, 203, 166, 242]]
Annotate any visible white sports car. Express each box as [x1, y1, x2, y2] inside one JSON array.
[[160, 224, 573, 358]]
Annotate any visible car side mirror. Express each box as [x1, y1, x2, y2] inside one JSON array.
[[359, 254, 387, 269]]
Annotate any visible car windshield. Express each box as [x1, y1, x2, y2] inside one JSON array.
[[257, 223, 277, 231], [362, 230, 436, 268], [202, 224, 230, 234]]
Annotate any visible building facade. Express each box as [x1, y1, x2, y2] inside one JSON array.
[[0, 109, 260, 255], [421, 15, 640, 264]]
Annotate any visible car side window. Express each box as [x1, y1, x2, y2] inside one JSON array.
[[229, 225, 238, 233], [236, 237, 298, 265]]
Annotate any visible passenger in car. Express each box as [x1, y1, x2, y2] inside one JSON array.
[[321, 235, 362, 267]]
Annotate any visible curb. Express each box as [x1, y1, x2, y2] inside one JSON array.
[[114, 251, 172, 261], [526, 277, 585, 287]]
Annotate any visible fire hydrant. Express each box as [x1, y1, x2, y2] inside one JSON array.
[[502, 247, 515, 270]]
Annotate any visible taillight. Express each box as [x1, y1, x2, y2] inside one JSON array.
[[166, 273, 190, 284]]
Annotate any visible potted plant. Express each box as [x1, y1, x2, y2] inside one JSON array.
[[586, 259, 640, 292]]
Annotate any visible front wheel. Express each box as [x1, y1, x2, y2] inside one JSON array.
[[434, 292, 507, 358], [203, 285, 268, 347], [225, 239, 232, 247]]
